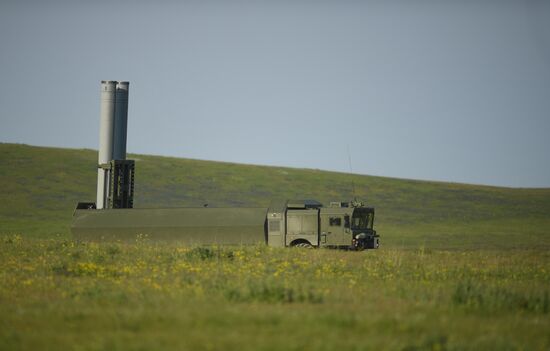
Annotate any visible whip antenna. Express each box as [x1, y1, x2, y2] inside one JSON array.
[[347, 145, 356, 201]]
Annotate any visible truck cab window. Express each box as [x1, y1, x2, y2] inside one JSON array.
[[351, 209, 373, 230], [329, 217, 342, 226]]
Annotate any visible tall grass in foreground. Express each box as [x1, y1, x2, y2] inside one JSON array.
[[1, 235, 549, 350]]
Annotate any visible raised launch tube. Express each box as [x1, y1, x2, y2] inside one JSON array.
[[97, 81, 117, 209], [113, 81, 129, 161], [97, 80, 130, 209]]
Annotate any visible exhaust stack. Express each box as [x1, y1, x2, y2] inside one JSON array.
[[96, 80, 133, 210]]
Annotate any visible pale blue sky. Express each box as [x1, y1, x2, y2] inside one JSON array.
[[1, 0, 549, 187]]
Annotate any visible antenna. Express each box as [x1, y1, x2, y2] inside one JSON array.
[[347, 145, 356, 201]]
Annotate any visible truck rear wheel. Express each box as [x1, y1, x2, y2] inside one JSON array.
[[291, 241, 313, 249]]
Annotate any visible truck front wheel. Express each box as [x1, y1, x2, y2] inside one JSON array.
[[352, 238, 367, 251]]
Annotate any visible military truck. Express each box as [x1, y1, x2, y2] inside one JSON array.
[[71, 81, 379, 250], [72, 199, 379, 250], [266, 200, 378, 249]]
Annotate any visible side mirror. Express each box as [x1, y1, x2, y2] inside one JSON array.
[[344, 215, 350, 229]]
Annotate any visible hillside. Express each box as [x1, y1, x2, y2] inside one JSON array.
[[1, 143, 549, 249]]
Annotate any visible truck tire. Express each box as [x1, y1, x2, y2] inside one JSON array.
[[293, 241, 313, 249]]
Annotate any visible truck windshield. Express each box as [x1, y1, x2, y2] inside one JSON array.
[[351, 208, 374, 230]]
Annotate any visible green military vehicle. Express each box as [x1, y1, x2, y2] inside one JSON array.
[[72, 199, 379, 250], [71, 80, 379, 250], [266, 200, 378, 249]]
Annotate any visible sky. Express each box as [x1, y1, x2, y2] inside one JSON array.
[[1, 0, 549, 188]]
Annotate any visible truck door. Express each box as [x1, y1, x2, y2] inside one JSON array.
[[319, 210, 346, 247]]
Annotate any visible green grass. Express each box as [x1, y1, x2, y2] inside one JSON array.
[[1, 142, 550, 350], [1, 237, 549, 351]]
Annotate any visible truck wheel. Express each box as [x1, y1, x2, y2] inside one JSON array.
[[293, 242, 313, 249]]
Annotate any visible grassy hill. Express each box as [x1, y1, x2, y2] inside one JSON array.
[[1, 142, 549, 249]]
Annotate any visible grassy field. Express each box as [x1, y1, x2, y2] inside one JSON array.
[[1, 143, 550, 350], [1, 237, 549, 350]]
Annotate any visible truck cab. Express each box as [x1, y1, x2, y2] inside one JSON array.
[[266, 200, 379, 250]]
